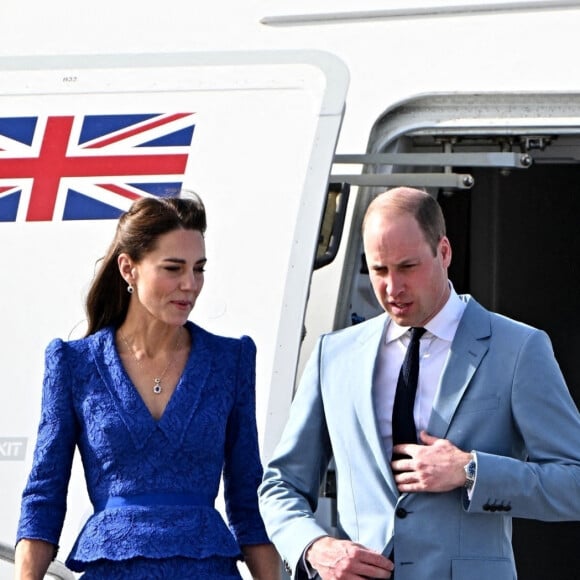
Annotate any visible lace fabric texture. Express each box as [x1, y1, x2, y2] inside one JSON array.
[[17, 322, 270, 572], [80, 554, 242, 579]]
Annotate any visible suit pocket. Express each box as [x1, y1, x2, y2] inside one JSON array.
[[452, 558, 514, 579], [457, 395, 500, 414]]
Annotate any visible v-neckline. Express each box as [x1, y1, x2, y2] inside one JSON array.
[[90, 323, 212, 450], [117, 343, 187, 421]]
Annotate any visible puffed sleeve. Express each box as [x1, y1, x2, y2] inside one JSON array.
[[222, 335, 271, 546], [16, 339, 79, 547]]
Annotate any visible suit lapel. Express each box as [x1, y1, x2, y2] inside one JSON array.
[[428, 297, 491, 438], [350, 314, 400, 501]]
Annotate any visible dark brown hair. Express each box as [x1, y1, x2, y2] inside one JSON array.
[[84, 194, 206, 336]]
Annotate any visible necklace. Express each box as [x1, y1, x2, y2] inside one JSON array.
[[119, 329, 182, 395]]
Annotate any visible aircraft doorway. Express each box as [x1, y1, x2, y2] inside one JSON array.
[[336, 93, 580, 580], [440, 162, 580, 580]]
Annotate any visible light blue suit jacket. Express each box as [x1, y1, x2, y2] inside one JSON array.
[[259, 296, 580, 580]]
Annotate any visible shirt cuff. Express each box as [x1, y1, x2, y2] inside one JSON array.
[[300, 535, 329, 579], [466, 451, 478, 501]]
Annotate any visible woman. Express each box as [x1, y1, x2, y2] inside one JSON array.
[[15, 194, 280, 579]]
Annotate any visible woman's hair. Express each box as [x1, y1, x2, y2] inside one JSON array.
[[84, 193, 206, 336]]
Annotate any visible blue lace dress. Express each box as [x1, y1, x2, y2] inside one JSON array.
[[16, 322, 271, 578]]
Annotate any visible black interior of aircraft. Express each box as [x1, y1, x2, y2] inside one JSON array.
[[440, 163, 580, 580]]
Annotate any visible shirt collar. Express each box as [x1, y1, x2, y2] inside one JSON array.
[[385, 283, 466, 343]]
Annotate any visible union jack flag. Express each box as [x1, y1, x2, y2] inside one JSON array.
[[0, 113, 195, 222]]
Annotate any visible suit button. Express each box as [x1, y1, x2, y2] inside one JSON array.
[[396, 507, 408, 518]]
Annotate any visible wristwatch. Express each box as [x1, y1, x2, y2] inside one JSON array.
[[463, 453, 477, 491]]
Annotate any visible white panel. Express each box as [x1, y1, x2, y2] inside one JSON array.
[[0, 51, 348, 574]]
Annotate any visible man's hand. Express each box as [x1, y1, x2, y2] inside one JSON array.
[[392, 431, 471, 493], [306, 536, 394, 579]]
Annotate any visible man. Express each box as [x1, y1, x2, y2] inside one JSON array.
[[258, 187, 580, 580]]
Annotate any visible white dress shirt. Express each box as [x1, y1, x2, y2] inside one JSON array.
[[373, 286, 466, 458]]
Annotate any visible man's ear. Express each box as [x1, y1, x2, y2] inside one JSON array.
[[439, 236, 452, 267]]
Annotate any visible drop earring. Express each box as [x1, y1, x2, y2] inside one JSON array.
[[127, 284, 134, 294]]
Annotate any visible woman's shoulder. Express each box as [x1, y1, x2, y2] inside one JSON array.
[[185, 321, 256, 354], [45, 326, 113, 359]]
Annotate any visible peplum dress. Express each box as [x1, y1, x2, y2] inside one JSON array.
[[16, 321, 271, 578]]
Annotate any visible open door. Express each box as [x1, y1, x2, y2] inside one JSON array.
[[339, 93, 580, 580], [0, 50, 348, 574]]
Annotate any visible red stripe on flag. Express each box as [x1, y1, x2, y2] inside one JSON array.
[[85, 113, 193, 148], [98, 184, 142, 201]]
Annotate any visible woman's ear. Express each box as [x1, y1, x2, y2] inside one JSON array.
[[117, 253, 135, 285]]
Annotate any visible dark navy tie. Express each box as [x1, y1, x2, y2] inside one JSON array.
[[392, 327, 426, 457]]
